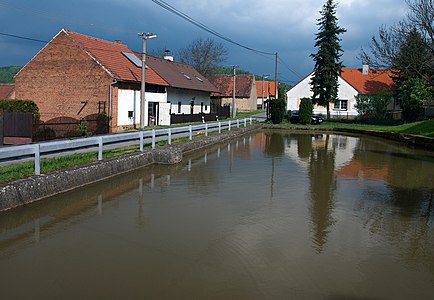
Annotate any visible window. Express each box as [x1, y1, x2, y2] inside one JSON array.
[[178, 101, 181, 114], [334, 100, 348, 110]]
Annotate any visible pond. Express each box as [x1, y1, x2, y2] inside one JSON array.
[[0, 130, 433, 299]]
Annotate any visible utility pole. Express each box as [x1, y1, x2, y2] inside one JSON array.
[[138, 32, 157, 128], [262, 74, 269, 109], [275, 52, 278, 99], [232, 65, 238, 118]]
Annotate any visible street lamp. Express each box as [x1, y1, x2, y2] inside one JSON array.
[[262, 74, 269, 109], [138, 32, 157, 128], [232, 65, 238, 118]]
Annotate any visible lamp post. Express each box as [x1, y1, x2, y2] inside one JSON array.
[[262, 74, 269, 109], [138, 32, 157, 128], [232, 65, 238, 118]]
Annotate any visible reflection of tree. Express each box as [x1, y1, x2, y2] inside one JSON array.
[[305, 135, 337, 253], [264, 132, 285, 157], [296, 134, 313, 161], [351, 137, 434, 274]]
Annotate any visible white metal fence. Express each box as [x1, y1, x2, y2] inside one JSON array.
[[0, 118, 254, 175]]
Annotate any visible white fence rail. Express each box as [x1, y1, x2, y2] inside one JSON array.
[[0, 118, 254, 175]]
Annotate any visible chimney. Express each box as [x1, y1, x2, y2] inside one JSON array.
[[114, 40, 122, 44], [163, 49, 174, 61], [362, 64, 369, 75]]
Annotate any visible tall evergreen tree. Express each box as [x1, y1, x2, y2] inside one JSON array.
[[310, 0, 346, 119]]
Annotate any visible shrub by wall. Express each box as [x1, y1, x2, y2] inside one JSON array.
[[299, 98, 313, 124], [0, 99, 40, 120]]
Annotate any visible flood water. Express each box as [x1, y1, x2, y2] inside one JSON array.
[[0, 130, 433, 299]]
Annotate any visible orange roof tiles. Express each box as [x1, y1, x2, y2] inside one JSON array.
[[0, 83, 15, 99], [340, 68, 394, 94], [208, 74, 255, 97], [65, 30, 168, 86], [255, 80, 276, 97]]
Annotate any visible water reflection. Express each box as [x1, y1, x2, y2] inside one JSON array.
[[0, 131, 433, 299]]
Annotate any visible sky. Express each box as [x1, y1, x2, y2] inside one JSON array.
[[0, 0, 408, 84]]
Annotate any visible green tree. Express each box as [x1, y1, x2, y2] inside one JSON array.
[[310, 0, 346, 119], [178, 38, 228, 76], [399, 77, 432, 120], [299, 97, 313, 124], [0, 66, 21, 83], [269, 86, 286, 124], [355, 90, 392, 120]]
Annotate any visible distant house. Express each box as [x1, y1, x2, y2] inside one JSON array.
[[256, 80, 276, 109], [14, 29, 217, 133], [208, 74, 257, 112], [0, 83, 15, 99], [286, 65, 396, 118]]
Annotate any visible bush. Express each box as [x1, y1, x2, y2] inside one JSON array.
[[269, 87, 286, 124], [399, 78, 431, 121], [299, 97, 313, 124], [35, 126, 56, 141], [0, 99, 40, 120], [70, 120, 92, 137]]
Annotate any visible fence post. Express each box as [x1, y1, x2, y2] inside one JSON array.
[[168, 128, 172, 145], [139, 131, 144, 152], [34, 144, 40, 175], [152, 129, 156, 149], [98, 137, 103, 161], [218, 121, 221, 134], [244, 118, 247, 127], [237, 119, 240, 128], [228, 120, 231, 131], [189, 125, 192, 140], [205, 123, 208, 136], [250, 117, 252, 125]]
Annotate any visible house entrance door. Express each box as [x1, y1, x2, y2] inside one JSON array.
[[148, 102, 159, 126]]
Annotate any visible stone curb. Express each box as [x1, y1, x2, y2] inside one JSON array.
[[262, 124, 434, 151], [0, 124, 261, 212]]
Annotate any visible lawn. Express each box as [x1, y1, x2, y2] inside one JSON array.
[[318, 119, 434, 137]]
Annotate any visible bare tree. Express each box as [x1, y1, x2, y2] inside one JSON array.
[[177, 37, 228, 76], [360, 0, 434, 67]]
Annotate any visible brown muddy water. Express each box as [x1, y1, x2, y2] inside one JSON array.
[[0, 131, 433, 299]]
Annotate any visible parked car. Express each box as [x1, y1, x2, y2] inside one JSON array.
[[289, 110, 324, 125]]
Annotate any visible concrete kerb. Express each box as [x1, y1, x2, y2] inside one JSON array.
[[262, 124, 434, 151], [0, 124, 261, 212]]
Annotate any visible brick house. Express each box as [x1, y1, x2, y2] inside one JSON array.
[[14, 29, 217, 133], [208, 74, 257, 112]]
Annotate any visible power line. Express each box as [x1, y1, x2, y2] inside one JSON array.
[[151, 0, 275, 56], [0, 32, 47, 43]]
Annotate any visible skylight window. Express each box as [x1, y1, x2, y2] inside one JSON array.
[[181, 72, 191, 80], [122, 52, 142, 67], [195, 76, 203, 82]]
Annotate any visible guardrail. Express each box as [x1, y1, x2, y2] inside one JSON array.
[[0, 117, 254, 175]]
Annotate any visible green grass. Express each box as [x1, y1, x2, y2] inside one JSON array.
[[0, 131, 212, 184], [319, 119, 434, 137]]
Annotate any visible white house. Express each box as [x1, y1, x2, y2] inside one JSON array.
[[286, 66, 395, 118]]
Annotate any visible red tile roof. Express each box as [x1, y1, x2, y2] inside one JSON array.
[[0, 83, 15, 99], [255, 80, 276, 97], [208, 74, 255, 97], [64, 30, 168, 86], [340, 68, 394, 94]]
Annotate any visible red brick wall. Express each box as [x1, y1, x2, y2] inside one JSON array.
[[15, 31, 117, 130]]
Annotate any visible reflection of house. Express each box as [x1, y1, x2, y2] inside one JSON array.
[[256, 80, 276, 109], [286, 65, 395, 118], [14, 29, 217, 132], [336, 160, 389, 181], [0, 83, 15, 99], [208, 74, 257, 112]]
